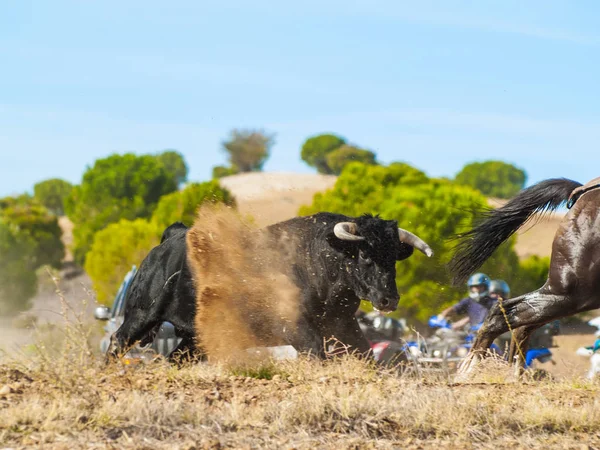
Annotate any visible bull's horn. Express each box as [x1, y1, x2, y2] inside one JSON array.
[[333, 222, 365, 241], [398, 228, 434, 257]]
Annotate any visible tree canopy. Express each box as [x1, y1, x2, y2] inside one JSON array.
[[64, 153, 180, 264], [156, 150, 189, 188], [33, 178, 73, 216], [300, 133, 347, 174], [0, 220, 38, 315], [212, 165, 240, 179], [221, 129, 275, 173], [0, 197, 64, 315], [0, 197, 64, 270], [84, 219, 161, 306], [454, 160, 527, 199], [151, 180, 236, 230], [326, 145, 377, 175], [300, 134, 377, 175]]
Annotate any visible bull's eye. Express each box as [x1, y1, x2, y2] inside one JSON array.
[[359, 251, 373, 265]]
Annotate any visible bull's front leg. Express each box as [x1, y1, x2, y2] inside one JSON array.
[[289, 314, 327, 359], [322, 316, 372, 359]]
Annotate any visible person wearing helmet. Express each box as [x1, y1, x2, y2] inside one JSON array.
[[438, 272, 495, 331], [489, 279, 510, 301]]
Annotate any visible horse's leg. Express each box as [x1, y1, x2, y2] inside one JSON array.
[[457, 290, 577, 375], [507, 325, 537, 374]]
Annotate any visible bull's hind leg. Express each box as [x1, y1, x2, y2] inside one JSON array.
[[106, 309, 161, 362], [168, 334, 204, 365], [457, 291, 576, 376]]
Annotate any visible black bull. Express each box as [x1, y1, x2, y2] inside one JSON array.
[[107, 212, 434, 361], [448, 177, 600, 374]]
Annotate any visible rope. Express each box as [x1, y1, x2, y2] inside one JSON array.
[[496, 297, 526, 365]]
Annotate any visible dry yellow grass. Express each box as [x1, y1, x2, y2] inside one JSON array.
[[3, 347, 600, 449], [2, 302, 600, 450]]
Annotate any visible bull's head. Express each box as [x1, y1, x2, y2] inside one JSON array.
[[332, 216, 433, 313]]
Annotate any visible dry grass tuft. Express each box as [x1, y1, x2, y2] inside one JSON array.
[[3, 323, 600, 450], [2, 262, 600, 449]]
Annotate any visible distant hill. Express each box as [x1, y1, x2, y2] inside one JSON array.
[[218, 172, 337, 228], [220, 173, 561, 259], [57, 173, 561, 262]]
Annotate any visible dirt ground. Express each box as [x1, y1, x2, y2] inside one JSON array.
[[2, 350, 600, 450]]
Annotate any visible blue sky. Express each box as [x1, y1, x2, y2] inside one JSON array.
[[1, 1, 599, 197]]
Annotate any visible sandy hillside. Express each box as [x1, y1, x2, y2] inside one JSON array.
[[220, 175, 563, 258], [219, 172, 337, 227]]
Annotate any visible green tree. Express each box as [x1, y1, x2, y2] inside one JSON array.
[[0, 220, 38, 315], [33, 178, 73, 216], [0, 196, 64, 270], [221, 129, 275, 172], [84, 219, 161, 306], [152, 180, 236, 230], [212, 165, 240, 179], [0, 196, 64, 315], [64, 153, 179, 265], [300, 161, 523, 325], [156, 149, 189, 187], [300, 133, 346, 174], [454, 160, 527, 199], [325, 145, 377, 175]]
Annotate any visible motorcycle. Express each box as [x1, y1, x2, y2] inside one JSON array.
[[356, 311, 412, 367], [416, 316, 555, 374]]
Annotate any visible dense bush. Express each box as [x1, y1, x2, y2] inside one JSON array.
[[84, 219, 161, 306], [64, 153, 180, 264], [152, 180, 236, 230]]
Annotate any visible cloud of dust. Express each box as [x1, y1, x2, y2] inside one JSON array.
[[186, 204, 301, 365]]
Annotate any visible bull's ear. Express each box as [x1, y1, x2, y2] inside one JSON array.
[[396, 242, 414, 261]]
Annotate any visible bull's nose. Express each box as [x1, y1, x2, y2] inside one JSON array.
[[373, 296, 399, 312]]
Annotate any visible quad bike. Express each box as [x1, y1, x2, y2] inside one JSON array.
[[409, 316, 557, 377], [404, 315, 486, 376], [357, 311, 413, 368]]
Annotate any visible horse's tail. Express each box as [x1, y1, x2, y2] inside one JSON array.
[[448, 177, 582, 285]]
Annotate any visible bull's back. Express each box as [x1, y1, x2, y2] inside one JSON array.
[[124, 229, 188, 311]]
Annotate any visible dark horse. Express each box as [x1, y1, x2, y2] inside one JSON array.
[[448, 176, 600, 374]]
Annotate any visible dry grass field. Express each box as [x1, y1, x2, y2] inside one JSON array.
[[2, 323, 600, 450]]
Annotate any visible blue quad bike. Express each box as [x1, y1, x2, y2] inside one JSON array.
[[404, 316, 555, 375]]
